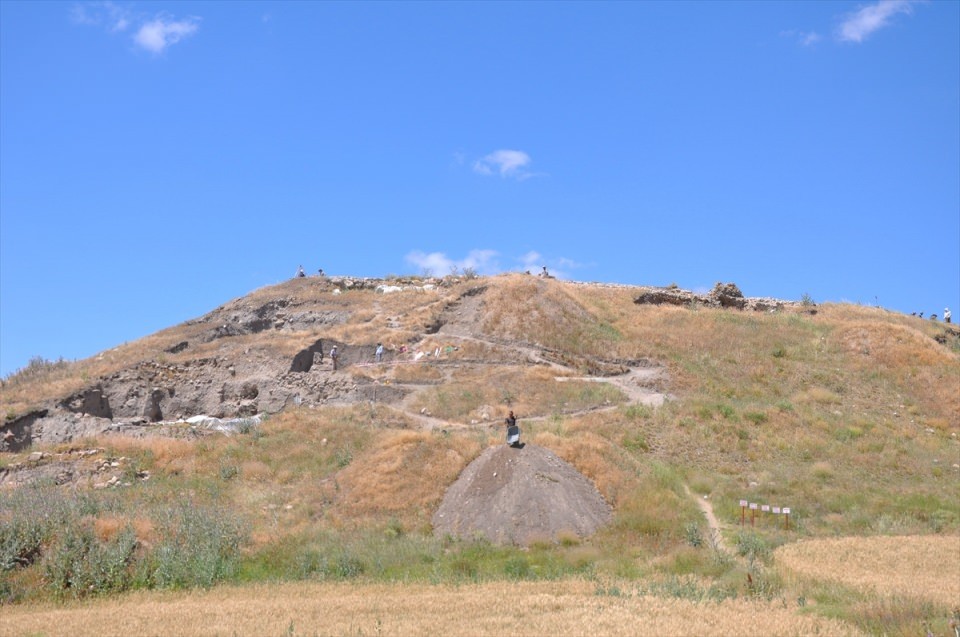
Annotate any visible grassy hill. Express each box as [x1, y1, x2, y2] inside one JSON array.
[[2, 273, 958, 635]]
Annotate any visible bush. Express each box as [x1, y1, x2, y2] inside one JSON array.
[[3, 356, 71, 384], [44, 526, 137, 598], [0, 516, 45, 571], [735, 531, 772, 565], [0, 482, 246, 597], [143, 503, 245, 589], [684, 523, 703, 548]]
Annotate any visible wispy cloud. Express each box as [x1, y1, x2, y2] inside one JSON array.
[[405, 249, 582, 279], [518, 251, 542, 272], [520, 253, 585, 280], [780, 29, 822, 47], [837, 0, 916, 43], [134, 15, 200, 54], [405, 250, 500, 276], [472, 149, 541, 181], [72, 2, 200, 54], [71, 1, 131, 32]]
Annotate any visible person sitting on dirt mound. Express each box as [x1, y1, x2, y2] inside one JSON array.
[[505, 411, 521, 447]]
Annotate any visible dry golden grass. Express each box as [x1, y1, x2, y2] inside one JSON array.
[[531, 429, 637, 505], [1, 579, 863, 637], [775, 535, 960, 607], [88, 515, 156, 545], [392, 363, 444, 384], [332, 429, 483, 528], [99, 436, 197, 469]]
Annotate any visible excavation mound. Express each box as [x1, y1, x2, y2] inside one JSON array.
[[432, 443, 612, 545]]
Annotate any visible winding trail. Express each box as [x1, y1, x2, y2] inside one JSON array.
[[378, 331, 670, 430], [684, 484, 728, 552]]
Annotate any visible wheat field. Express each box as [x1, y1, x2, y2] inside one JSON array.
[[2, 579, 863, 637], [775, 535, 960, 607]]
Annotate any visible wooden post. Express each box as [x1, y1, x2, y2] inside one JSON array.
[[740, 500, 748, 527], [749, 502, 758, 527], [783, 507, 791, 530]]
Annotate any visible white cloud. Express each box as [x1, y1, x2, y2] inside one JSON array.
[[134, 16, 200, 53], [405, 249, 500, 276], [405, 248, 583, 280], [71, 2, 131, 32], [515, 251, 585, 279], [838, 0, 916, 43], [519, 251, 542, 271], [73, 3, 200, 54], [780, 29, 821, 47], [473, 149, 537, 180]]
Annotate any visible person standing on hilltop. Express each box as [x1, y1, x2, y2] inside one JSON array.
[[945, 308, 952, 324], [504, 410, 521, 447]]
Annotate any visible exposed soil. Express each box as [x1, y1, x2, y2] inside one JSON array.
[[685, 484, 727, 552], [432, 443, 613, 545]]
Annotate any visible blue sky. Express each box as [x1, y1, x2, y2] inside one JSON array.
[[1, 1, 958, 377]]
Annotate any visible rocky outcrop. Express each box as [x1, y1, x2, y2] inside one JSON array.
[[635, 282, 808, 312], [1, 409, 47, 452], [13, 340, 412, 447], [710, 282, 745, 309]]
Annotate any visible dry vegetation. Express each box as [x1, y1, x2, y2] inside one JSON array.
[[3, 273, 959, 635], [410, 365, 627, 421], [775, 535, 960, 607], [1, 579, 864, 637]]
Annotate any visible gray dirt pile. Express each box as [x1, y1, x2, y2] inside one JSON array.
[[432, 443, 612, 545]]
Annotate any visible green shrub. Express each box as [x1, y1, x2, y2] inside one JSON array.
[[143, 503, 245, 589], [0, 515, 45, 571], [622, 432, 649, 453], [735, 531, 771, 565], [44, 525, 137, 598], [503, 555, 531, 579], [623, 404, 652, 420], [684, 523, 703, 548]]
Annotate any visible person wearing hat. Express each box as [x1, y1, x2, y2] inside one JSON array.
[[945, 308, 952, 324], [330, 345, 339, 371]]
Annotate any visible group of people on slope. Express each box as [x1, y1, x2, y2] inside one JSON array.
[[296, 265, 325, 278]]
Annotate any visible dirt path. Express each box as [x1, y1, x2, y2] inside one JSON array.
[[382, 329, 669, 430], [556, 367, 667, 407], [684, 484, 727, 552]]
